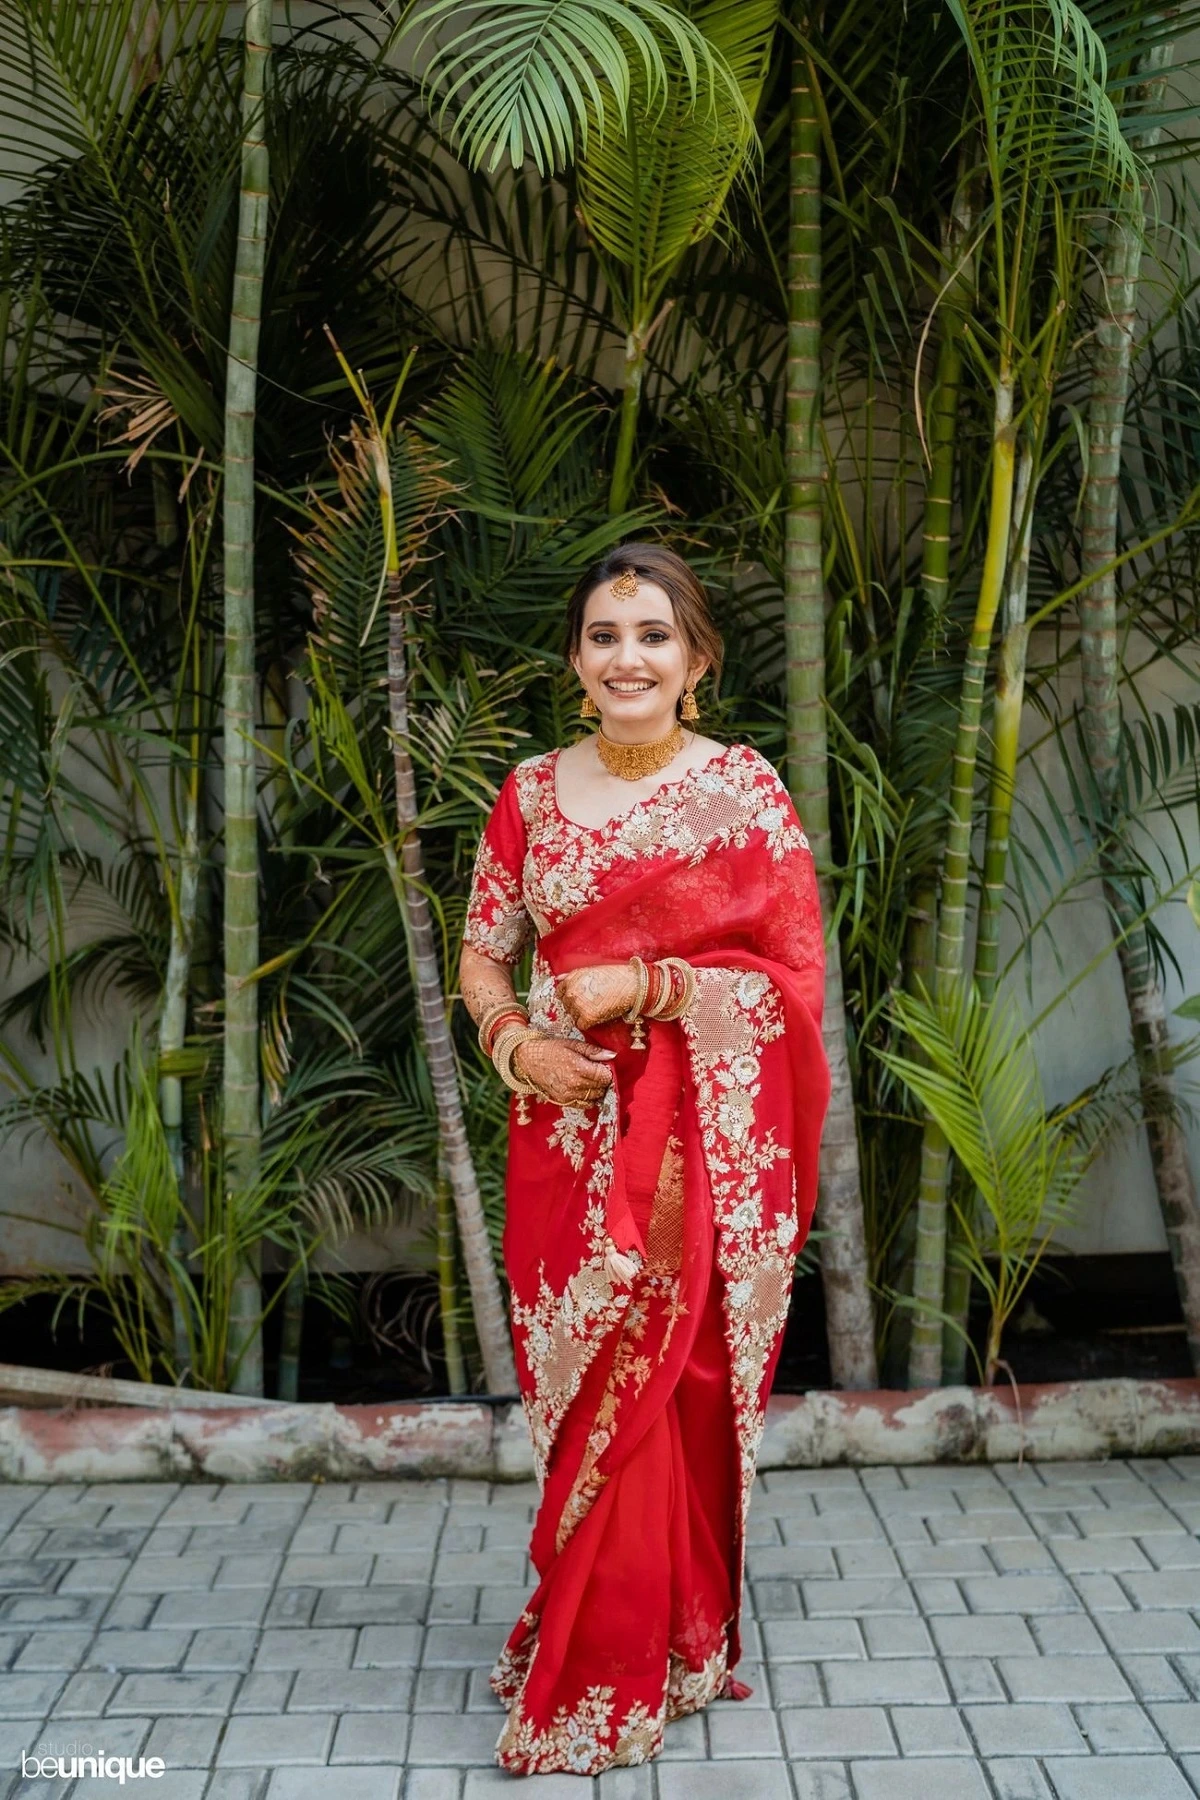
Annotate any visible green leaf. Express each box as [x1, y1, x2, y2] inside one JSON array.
[[576, 0, 775, 318], [400, 0, 743, 176]]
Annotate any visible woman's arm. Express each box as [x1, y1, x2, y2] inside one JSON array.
[[460, 945, 617, 1106]]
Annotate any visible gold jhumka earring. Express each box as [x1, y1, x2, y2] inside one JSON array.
[[579, 691, 599, 718], [680, 681, 699, 722]]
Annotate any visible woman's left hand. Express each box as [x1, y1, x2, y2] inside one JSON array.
[[556, 962, 640, 1031]]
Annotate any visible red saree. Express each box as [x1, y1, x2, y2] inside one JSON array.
[[463, 743, 829, 1775]]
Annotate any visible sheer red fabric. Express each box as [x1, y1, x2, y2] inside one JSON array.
[[464, 745, 829, 1774]]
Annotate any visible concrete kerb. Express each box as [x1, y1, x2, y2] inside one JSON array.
[[3, 1376, 1200, 1482]]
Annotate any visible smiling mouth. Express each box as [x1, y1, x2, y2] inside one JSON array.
[[604, 680, 656, 694]]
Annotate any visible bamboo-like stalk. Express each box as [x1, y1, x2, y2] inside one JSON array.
[[939, 444, 1035, 1384], [276, 1267, 305, 1403], [606, 107, 645, 517], [920, 183, 975, 624], [151, 460, 196, 1382], [222, 0, 272, 1397], [785, 44, 877, 1391], [1078, 40, 1200, 1373], [435, 1163, 467, 1396], [907, 373, 1016, 1389], [914, 185, 975, 1388], [608, 334, 645, 515], [385, 593, 518, 1394], [159, 789, 200, 1379], [973, 446, 1034, 1005]]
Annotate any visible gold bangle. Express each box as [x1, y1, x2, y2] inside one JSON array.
[[623, 955, 651, 1050], [492, 1023, 543, 1096], [655, 956, 695, 1021], [623, 955, 650, 1021], [477, 1000, 528, 1055], [642, 960, 673, 1018]]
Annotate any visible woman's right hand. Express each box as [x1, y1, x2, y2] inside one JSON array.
[[512, 1033, 616, 1106]]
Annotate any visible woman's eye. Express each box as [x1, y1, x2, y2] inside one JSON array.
[[643, 632, 668, 643]]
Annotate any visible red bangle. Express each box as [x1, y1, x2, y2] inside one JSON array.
[[484, 1009, 529, 1056], [644, 962, 664, 1017]]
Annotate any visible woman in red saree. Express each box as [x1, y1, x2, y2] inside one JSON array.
[[459, 545, 829, 1776]]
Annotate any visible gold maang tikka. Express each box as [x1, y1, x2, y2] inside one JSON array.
[[610, 567, 639, 599]]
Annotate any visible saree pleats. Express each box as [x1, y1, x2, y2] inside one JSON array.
[[493, 1241, 742, 1775]]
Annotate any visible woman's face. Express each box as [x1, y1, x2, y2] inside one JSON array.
[[571, 578, 706, 737]]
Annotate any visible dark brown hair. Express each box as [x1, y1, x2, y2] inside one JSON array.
[[564, 544, 724, 699]]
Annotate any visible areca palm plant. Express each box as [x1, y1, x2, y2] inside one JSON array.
[[291, 350, 521, 1393], [0, 1, 501, 1391], [903, 0, 1148, 1387], [1074, 14, 1200, 1371], [880, 982, 1118, 1386]]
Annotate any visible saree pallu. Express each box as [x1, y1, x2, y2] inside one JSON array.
[[481, 756, 829, 1776]]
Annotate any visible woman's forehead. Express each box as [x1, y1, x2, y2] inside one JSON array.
[[581, 578, 675, 626]]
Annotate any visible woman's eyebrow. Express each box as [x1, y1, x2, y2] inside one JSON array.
[[587, 617, 673, 629]]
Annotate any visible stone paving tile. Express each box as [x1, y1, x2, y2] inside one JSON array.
[[851, 1761, 991, 1798], [888, 1705, 973, 1755], [929, 1614, 1037, 1657], [1124, 1570, 1200, 1609], [1120, 1655, 1191, 1702], [86, 1627, 191, 1670], [1148, 1702, 1200, 1752], [313, 1586, 425, 1626], [656, 1765, 792, 1798], [108, 1671, 239, 1714], [860, 1616, 933, 1658], [943, 1657, 1008, 1702], [253, 1628, 357, 1670], [705, 1706, 783, 1756], [289, 1670, 413, 1712], [0, 1674, 64, 1716], [996, 1654, 1132, 1701], [822, 1658, 948, 1705], [963, 1701, 1089, 1756], [408, 1713, 508, 1764], [1100, 1611, 1200, 1654], [1074, 1701, 1164, 1753], [330, 1713, 412, 1763], [985, 1759, 1056, 1800], [779, 1705, 896, 1758], [762, 1619, 865, 1660], [151, 1590, 267, 1629], [354, 1626, 424, 1668], [51, 1672, 117, 1716], [217, 1714, 336, 1766], [11, 1628, 92, 1671], [144, 1713, 223, 1764], [1042, 1756, 1195, 1798], [789, 1766, 853, 1800], [1028, 1614, 1108, 1655], [267, 1773, 402, 1799]]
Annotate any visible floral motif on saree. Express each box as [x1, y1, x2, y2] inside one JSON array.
[[464, 743, 829, 1775]]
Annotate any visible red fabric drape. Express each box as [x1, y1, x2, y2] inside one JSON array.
[[486, 785, 829, 1775]]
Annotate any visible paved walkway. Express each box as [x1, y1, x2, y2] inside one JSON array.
[[5, 1459, 1200, 1798]]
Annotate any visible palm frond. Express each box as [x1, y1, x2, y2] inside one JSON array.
[[400, 0, 748, 176]]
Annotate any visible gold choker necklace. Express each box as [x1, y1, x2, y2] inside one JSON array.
[[596, 723, 685, 781]]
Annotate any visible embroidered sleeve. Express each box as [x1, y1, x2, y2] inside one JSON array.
[[463, 770, 534, 965]]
